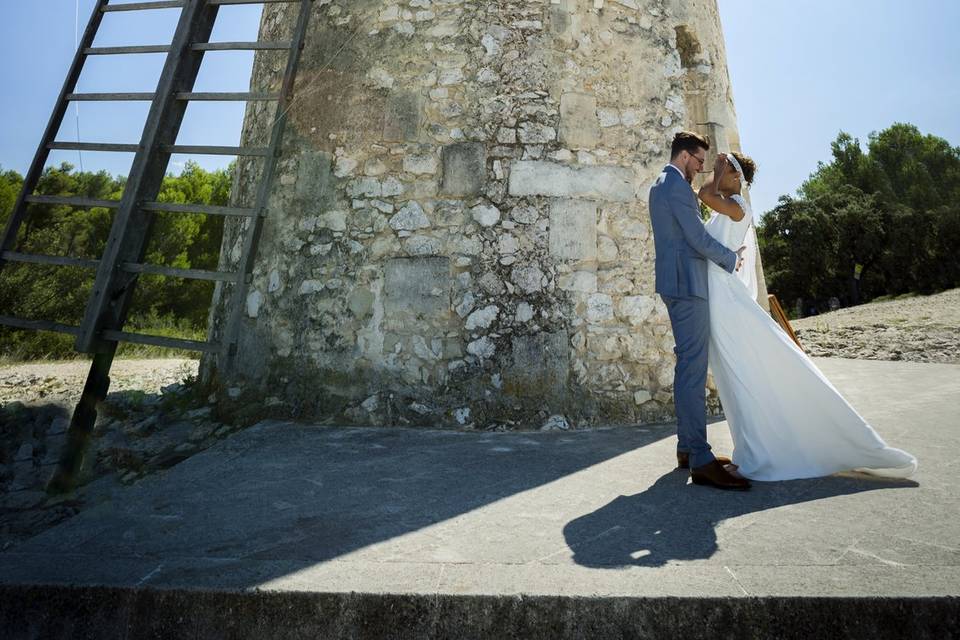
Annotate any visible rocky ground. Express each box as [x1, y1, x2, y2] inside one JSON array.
[[0, 358, 232, 550], [792, 288, 960, 364]]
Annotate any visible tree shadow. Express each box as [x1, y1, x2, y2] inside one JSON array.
[[564, 469, 919, 568]]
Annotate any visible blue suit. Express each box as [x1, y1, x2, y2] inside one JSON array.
[[649, 165, 737, 468]]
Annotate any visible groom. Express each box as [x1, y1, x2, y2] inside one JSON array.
[[649, 131, 750, 491]]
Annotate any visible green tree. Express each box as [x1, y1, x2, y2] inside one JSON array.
[[760, 123, 960, 313], [0, 161, 230, 360]]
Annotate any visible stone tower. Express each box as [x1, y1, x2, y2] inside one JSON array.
[[204, 0, 768, 428]]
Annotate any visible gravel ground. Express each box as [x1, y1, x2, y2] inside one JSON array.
[[0, 358, 198, 405], [792, 288, 960, 364]]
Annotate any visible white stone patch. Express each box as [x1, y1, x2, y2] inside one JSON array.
[[511, 206, 539, 224], [515, 301, 534, 323], [477, 67, 500, 84], [367, 67, 395, 89], [413, 335, 441, 361], [390, 201, 430, 230], [620, 109, 640, 126], [465, 304, 499, 330], [403, 234, 442, 256], [268, 269, 281, 293], [334, 156, 358, 178], [481, 33, 501, 56], [403, 153, 438, 175], [633, 389, 652, 405], [511, 264, 546, 293], [619, 295, 657, 326], [518, 122, 557, 144], [364, 158, 388, 176], [246, 290, 263, 318], [598, 108, 621, 127], [586, 293, 614, 323], [467, 336, 496, 359], [509, 161, 634, 201], [361, 395, 379, 412], [455, 407, 471, 425], [471, 204, 501, 227], [455, 291, 475, 318], [549, 199, 597, 260], [319, 210, 347, 231], [349, 177, 382, 197], [299, 280, 324, 295], [497, 128, 517, 144], [541, 414, 570, 431], [381, 176, 405, 196], [498, 234, 519, 254], [557, 271, 598, 293], [597, 235, 619, 263], [439, 68, 465, 85]]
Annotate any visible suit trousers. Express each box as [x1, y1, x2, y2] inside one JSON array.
[[660, 293, 715, 469]]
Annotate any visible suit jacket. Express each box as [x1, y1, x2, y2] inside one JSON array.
[[649, 165, 737, 300]]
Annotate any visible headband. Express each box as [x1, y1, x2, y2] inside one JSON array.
[[725, 153, 748, 188]]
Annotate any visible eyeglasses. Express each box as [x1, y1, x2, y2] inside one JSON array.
[[689, 153, 706, 166]]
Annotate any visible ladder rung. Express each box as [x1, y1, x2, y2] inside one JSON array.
[[100, 329, 220, 353], [140, 202, 257, 217], [102, 1, 185, 12], [192, 41, 292, 52], [120, 262, 240, 282], [207, 0, 303, 5], [175, 92, 280, 102], [67, 92, 156, 101], [48, 142, 140, 153], [25, 195, 122, 209], [161, 144, 270, 157], [84, 45, 171, 55], [0, 316, 81, 336], [2, 251, 99, 269]]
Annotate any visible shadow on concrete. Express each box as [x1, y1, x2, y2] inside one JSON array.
[[3, 420, 682, 589], [564, 469, 919, 568]]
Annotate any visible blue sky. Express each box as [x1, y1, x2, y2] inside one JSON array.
[[1, 0, 958, 216]]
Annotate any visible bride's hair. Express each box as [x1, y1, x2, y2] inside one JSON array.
[[730, 151, 757, 186]]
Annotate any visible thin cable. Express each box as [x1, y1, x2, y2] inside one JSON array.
[[74, 0, 84, 172]]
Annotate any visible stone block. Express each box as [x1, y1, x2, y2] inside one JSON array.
[[441, 143, 486, 197], [383, 91, 422, 142], [295, 151, 333, 205], [559, 93, 600, 149], [507, 331, 569, 396], [508, 161, 633, 201], [384, 257, 452, 323], [549, 199, 597, 260]]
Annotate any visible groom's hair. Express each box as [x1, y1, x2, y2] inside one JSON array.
[[670, 131, 710, 159]]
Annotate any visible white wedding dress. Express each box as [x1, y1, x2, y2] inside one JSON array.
[[704, 194, 918, 481]]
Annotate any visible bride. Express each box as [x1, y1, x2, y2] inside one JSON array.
[[696, 151, 917, 482]]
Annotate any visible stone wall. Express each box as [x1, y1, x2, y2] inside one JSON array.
[[203, 0, 766, 429]]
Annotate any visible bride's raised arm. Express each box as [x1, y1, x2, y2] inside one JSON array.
[[698, 154, 745, 222]]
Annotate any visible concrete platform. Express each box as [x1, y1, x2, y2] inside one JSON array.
[[1, 358, 958, 638]]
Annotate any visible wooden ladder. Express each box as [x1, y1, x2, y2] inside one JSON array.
[[0, 0, 314, 492]]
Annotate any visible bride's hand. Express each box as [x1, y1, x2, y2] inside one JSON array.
[[713, 153, 727, 177]]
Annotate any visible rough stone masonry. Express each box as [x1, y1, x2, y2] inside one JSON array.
[[203, 0, 769, 429]]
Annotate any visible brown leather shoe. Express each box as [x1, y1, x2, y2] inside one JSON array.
[[690, 460, 751, 491], [677, 452, 732, 469]]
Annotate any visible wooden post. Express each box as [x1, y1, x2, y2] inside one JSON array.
[[768, 294, 804, 352]]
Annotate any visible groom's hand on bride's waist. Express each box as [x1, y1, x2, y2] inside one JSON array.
[[735, 245, 746, 272]]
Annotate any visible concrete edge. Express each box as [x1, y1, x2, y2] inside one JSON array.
[[1, 584, 958, 640]]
